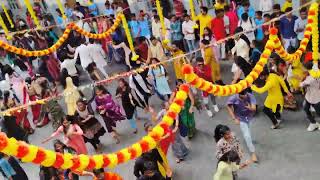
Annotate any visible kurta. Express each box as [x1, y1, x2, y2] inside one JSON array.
[[179, 98, 195, 138], [204, 47, 221, 82], [251, 73, 289, 112], [95, 94, 125, 133], [63, 77, 80, 115], [163, 43, 186, 79], [148, 66, 172, 96], [288, 59, 306, 91], [50, 124, 88, 154]]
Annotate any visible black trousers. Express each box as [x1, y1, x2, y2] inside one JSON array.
[[263, 105, 281, 125], [304, 100, 320, 124]]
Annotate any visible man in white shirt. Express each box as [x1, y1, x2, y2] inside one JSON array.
[[259, 0, 273, 14], [74, 40, 94, 76], [152, 15, 162, 40], [231, 28, 250, 62], [300, 62, 320, 131], [152, 15, 170, 40], [182, 15, 196, 58], [238, 12, 256, 43], [294, 7, 307, 42], [87, 39, 109, 78], [75, 15, 91, 43]]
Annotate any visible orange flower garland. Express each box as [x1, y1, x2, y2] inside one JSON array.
[[0, 14, 123, 57], [0, 85, 189, 171]]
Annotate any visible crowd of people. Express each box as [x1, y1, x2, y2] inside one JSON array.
[[0, 0, 318, 179]]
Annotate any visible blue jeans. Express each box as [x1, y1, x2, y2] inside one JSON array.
[[128, 110, 137, 129], [186, 39, 195, 53], [239, 121, 255, 153]]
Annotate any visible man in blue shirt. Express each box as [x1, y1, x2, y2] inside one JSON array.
[[104, 1, 114, 17], [254, 11, 264, 41], [237, 1, 255, 19], [129, 14, 140, 38], [138, 14, 151, 39], [226, 88, 258, 162], [280, 7, 298, 50]]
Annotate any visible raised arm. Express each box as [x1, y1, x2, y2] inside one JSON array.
[[251, 78, 273, 94]]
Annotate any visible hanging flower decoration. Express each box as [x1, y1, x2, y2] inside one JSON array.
[[308, 3, 320, 78], [0, 14, 123, 57], [23, 0, 41, 29], [120, 13, 139, 61], [155, 0, 170, 43], [0, 85, 189, 171], [1, 4, 14, 28]]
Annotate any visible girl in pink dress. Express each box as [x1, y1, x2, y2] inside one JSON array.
[[42, 116, 88, 155]]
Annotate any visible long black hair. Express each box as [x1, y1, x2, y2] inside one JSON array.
[[235, 56, 253, 76], [214, 124, 230, 142], [217, 150, 240, 167]]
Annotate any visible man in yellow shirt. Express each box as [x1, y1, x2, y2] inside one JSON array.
[[251, 70, 293, 129], [281, 0, 293, 12], [195, 6, 212, 37]]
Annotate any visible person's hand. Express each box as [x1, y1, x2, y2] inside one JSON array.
[[189, 106, 194, 113], [287, 92, 293, 99], [233, 118, 240, 125], [41, 139, 49, 144], [245, 105, 254, 111]]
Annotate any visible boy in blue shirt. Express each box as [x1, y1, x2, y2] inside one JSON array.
[[254, 11, 264, 41]]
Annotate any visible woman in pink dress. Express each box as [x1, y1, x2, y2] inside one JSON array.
[[42, 116, 88, 155]]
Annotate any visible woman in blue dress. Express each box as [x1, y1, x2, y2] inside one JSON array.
[[148, 58, 172, 101]]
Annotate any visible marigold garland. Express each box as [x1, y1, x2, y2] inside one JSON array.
[[0, 14, 123, 57], [23, 0, 41, 29], [309, 3, 320, 78], [155, 0, 170, 42], [1, 4, 14, 28], [120, 14, 139, 61], [0, 85, 189, 171]]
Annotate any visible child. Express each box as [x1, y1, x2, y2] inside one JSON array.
[[200, 39, 223, 84], [254, 11, 264, 41]]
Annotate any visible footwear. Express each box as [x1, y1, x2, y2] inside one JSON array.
[[310, 106, 316, 112], [213, 105, 219, 112], [251, 153, 258, 163], [271, 123, 280, 129], [206, 110, 213, 117], [307, 123, 319, 132], [277, 119, 282, 124]]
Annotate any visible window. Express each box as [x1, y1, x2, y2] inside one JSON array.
[[7, 0, 20, 10]]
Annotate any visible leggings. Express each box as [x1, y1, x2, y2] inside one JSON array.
[[263, 105, 281, 125], [304, 100, 320, 124], [83, 128, 106, 149]]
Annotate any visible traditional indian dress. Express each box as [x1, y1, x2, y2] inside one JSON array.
[[76, 104, 106, 150], [63, 77, 80, 115], [203, 46, 221, 82], [116, 86, 138, 130], [95, 93, 126, 133], [179, 97, 195, 139], [288, 59, 306, 92], [49, 124, 88, 155], [45, 55, 61, 82], [148, 65, 172, 100], [163, 43, 187, 79]]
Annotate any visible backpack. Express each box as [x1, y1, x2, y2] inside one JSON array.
[[240, 18, 257, 36]]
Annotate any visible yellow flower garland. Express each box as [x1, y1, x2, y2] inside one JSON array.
[[0, 14, 123, 57], [309, 3, 320, 78], [0, 85, 190, 171], [0, 14, 11, 40], [56, 0, 67, 20], [23, 0, 41, 29], [155, 0, 170, 42], [1, 4, 14, 28], [120, 14, 139, 61]]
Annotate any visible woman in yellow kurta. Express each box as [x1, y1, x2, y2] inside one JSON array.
[[251, 71, 292, 129], [288, 59, 306, 92], [63, 77, 81, 115], [201, 39, 222, 82], [163, 42, 188, 80]]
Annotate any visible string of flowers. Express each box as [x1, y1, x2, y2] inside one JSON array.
[[309, 3, 320, 78], [120, 13, 139, 61], [23, 0, 41, 29], [0, 85, 189, 171]]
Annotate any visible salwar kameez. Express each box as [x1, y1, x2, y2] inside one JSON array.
[[204, 47, 221, 82], [179, 98, 196, 138], [95, 94, 126, 133]]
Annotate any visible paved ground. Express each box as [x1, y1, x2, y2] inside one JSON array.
[[7, 61, 320, 180]]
